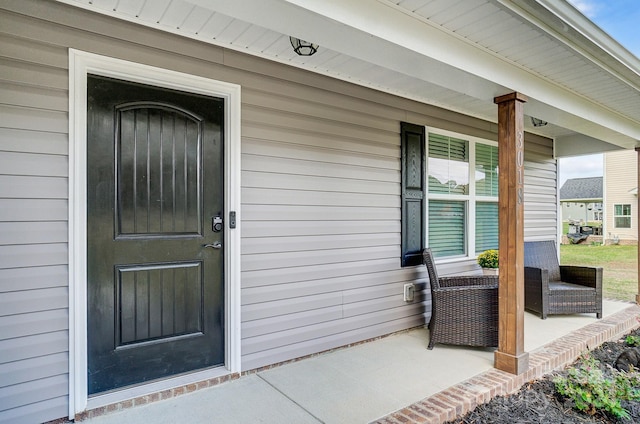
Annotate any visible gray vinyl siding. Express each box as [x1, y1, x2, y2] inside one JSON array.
[[0, 3, 70, 421], [0, 1, 558, 421], [523, 135, 558, 242], [239, 87, 425, 369]]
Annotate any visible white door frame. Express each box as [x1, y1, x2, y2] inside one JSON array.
[[68, 49, 241, 417]]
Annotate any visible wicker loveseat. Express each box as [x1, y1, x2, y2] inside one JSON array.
[[524, 240, 602, 319], [423, 248, 499, 349]]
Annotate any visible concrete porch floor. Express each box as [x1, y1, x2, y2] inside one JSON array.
[[79, 299, 640, 424]]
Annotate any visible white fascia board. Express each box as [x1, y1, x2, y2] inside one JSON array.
[[199, 0, 639, 145], [529, 0, 640, 81]]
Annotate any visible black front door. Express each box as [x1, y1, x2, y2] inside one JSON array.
[[87, 75, 225, 395]]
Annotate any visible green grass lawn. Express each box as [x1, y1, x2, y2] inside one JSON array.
[[560, 244, 638, 302]]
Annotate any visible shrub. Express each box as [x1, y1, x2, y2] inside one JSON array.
[[625, 334, 640, 347], [554, 354, 640, 419], [477, 249, 499, 268]]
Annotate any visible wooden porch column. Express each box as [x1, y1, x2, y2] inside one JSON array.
[[636, 148, 640, 305], [494, 92, 529, 375]]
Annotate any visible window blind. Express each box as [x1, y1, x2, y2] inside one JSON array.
[[429, 200, 466, 257], [476, 143, 498, 197], [476, 201, 498, 253]]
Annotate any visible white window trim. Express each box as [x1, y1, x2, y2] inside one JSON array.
[[425, 127, 498, 261], [614, 203, 632, 228], [68, 49, 242, 417]]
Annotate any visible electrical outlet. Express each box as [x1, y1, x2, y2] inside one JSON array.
[[403, 283, 415, 302]]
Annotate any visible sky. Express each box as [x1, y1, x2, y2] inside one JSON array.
[[558, 0, 640, 187]]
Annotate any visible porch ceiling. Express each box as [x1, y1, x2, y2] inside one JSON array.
[[57, 0, 640, 155]]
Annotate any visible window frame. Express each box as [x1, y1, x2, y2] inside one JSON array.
[[425, 127, 499, 261], [614, 203, 632, 229]]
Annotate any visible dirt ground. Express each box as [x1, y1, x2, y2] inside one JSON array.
[[446, 329, 640, 424]]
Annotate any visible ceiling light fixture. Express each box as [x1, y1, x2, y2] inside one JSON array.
[[290, 36, 319, 56], [531, 117, 548, 127]]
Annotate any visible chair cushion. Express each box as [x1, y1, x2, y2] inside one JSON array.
[[548, 281, 593, 291]]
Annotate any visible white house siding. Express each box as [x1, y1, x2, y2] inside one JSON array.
[[0, 0, 557, 421], [604, 150, 637, 244]]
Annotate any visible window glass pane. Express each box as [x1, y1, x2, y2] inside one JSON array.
[[428, 133, 469, 195], [429, 200, 466, 257], [476, 202, 498, 253], [623, 204, 631, 215], [615, 204, 622, 215], [475, 144, 498, 197], [615, 217, 631, 228]]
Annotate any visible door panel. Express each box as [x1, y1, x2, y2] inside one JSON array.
[[116, 262, 203, 346], [87, 75, 225, 395], [116, 104, 202, 236]]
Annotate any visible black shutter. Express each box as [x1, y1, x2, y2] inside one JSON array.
[[401, 122, 426, 267]]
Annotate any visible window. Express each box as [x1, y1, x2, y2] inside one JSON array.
[[401, 123, 498, 264], [614, 204, 631, 228]]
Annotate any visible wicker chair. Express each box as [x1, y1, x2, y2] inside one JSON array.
[[524, 240, 602, 319], [423, 249, 499, 349]]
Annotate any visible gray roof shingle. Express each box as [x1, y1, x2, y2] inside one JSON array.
[[559, 177, 603, 201]]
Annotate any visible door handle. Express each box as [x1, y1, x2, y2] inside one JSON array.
[[203, 242, 222, 249]]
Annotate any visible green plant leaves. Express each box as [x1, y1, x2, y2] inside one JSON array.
[[554, 354, 640, 419], [477, 249, 499, 268]]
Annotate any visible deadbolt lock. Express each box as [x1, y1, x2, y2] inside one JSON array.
[[212, 215, 223, 232]]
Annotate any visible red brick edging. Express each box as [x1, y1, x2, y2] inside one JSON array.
[[373, 304, 640, 424], [73, 373, 241, 421]]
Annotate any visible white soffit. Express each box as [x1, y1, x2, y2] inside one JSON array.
[[56, 0, 640, 151]]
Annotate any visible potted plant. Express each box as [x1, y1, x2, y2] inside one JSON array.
[[477, 249, 499, 275]]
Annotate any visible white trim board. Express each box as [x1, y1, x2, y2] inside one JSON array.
[[68, 49, 242, 417]]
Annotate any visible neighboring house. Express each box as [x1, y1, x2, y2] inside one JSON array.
[[604, 150, 638, 245], [559, 177, 603, 223], [1, 1, 639, 422]]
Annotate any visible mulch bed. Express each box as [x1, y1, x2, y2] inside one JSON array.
[[446, 328, 640, 424]]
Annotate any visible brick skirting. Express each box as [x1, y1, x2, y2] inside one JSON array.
[[72, 373, 241, 422]]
